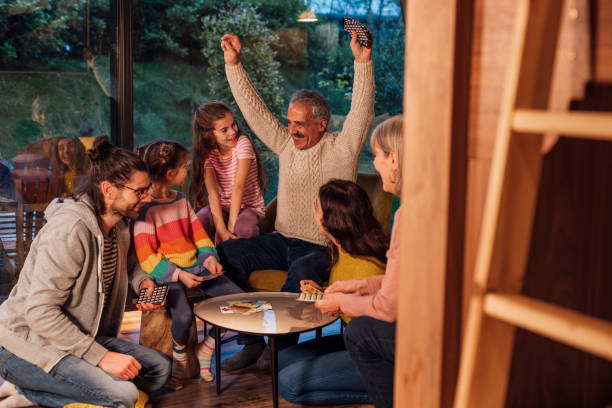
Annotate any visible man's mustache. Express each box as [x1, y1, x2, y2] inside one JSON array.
[[292, 133, 305, 139]]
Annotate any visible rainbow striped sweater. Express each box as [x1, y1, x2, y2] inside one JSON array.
[[133, 190, 217, 283]]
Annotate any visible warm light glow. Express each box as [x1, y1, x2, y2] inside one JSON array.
[[297, 10, 318, 22]]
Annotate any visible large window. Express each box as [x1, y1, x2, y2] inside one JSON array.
[[0, 0, 113, 295], [0, 0, 404, 292], [131, 0, 404, 202], [0, 0, 113, 186]]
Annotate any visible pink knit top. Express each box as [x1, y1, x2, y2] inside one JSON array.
[[204, 135, 265, 217], [338, 206, 401, 322]]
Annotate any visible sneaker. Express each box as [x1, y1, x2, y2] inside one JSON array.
[[255, 344, 271, 370], [220, 342, 265, 371]]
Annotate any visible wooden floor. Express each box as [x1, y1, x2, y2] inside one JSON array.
[[0, 311, 372, 408], [121, 312, 373, 408], [0, 311, 372, 407]]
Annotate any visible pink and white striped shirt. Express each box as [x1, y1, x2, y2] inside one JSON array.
[[204, 135, 265, 216]]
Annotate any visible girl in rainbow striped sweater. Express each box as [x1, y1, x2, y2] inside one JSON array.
[[134, 140, 241, 389]]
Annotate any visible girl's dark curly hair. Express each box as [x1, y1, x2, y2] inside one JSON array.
[[138, 140, 188, 182], [318, 179, 389, 266]]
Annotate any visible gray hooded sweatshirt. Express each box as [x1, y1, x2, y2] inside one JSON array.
[[0, 195, 150, 373]]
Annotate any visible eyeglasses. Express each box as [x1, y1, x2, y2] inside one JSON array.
[[116, 183, 151, 200]]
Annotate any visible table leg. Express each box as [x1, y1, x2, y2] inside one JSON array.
[[315, 327, 322, 350], [215, 325, 221, 394], [270, 337, 278, 408]]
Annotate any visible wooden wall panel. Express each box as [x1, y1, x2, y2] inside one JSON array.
[[463, 1, 516, 332], [467, 0, 517, 160], [463, 0, 590, 327], [595, 0, 612, 80], [506, 136, 612, 407], [463, 0, 612, 405]]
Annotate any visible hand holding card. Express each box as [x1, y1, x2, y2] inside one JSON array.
[[342, 17, 373, 48], [197, 267, 218, 281], [137, 284, 168, 305], [302, 283, 323, 294]]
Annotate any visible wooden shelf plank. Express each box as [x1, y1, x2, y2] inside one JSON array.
[[483, 293, 612, 361], [513, 109, 612, 140]]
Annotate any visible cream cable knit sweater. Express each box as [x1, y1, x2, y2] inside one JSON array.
[[225, 61, 375, 246]]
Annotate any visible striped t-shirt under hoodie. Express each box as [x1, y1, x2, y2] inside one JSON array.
[[133, 190, 217, 283], [102, 227, 118, 310]]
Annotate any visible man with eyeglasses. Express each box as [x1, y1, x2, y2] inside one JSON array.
[[0, 136, 170, 408], [114, 181, 153, 218]]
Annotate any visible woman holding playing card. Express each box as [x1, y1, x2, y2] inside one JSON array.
[[313, 115, 403, 408]]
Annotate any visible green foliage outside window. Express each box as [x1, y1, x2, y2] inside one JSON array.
[[0, 0, 109, 68], [200, 6, 286, 121], [0, 0, 403, 199]]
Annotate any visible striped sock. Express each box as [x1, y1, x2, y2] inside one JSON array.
[[168, 339, 187, 390], [197, 335, 215, 382]]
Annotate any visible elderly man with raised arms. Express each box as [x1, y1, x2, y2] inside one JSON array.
[[216, 31, 375, 370]]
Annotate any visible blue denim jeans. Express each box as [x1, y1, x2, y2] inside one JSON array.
[[0, 336, 170, 408], [344, 316, 396, 408], [218, 232, 331, 346], [166, 275, 243, 344], [217, 232, 332, 293], [278, 334, 371, 405]]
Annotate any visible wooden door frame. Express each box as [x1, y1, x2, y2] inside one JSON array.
[[395, 0, 473, 406]]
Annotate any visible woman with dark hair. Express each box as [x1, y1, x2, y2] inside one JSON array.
[[277, 178, 389, 406], [0, 136, 170, 408], [316, 179, 388, 275], [191, 100, 266, 244]]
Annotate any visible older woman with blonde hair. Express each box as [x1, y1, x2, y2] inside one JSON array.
[[314, 114, 403, 408]]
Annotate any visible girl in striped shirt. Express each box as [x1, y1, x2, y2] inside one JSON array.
[[134, 140, 242, 389], [191, 101, 266, 244]]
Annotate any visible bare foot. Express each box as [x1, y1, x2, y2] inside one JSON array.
[[0, 394, 36, 408], [0, 382, 35, 408]]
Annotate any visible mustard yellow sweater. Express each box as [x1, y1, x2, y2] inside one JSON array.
[[330, 248, 385, 323]]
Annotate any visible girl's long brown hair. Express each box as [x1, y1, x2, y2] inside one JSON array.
[[191, 100, 266, 210], [319, 179, 389, 266]]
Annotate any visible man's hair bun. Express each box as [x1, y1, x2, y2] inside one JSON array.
[[87, 135, 113, 162]]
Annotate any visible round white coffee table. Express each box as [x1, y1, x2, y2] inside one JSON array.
[[194, 292, 338, 408]]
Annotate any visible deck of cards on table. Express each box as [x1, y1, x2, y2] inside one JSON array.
[[220, 299, 272, 315]]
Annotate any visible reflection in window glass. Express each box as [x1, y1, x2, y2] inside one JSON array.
[[132, 0, 404, 204], [0, 0, 112, 289]]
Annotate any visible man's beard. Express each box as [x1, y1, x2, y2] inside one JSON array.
[[292, 133, 305, 139], [111, 203, 140, 219]]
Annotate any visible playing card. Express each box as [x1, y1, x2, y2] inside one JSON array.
[[342, 17, 373, 48]]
